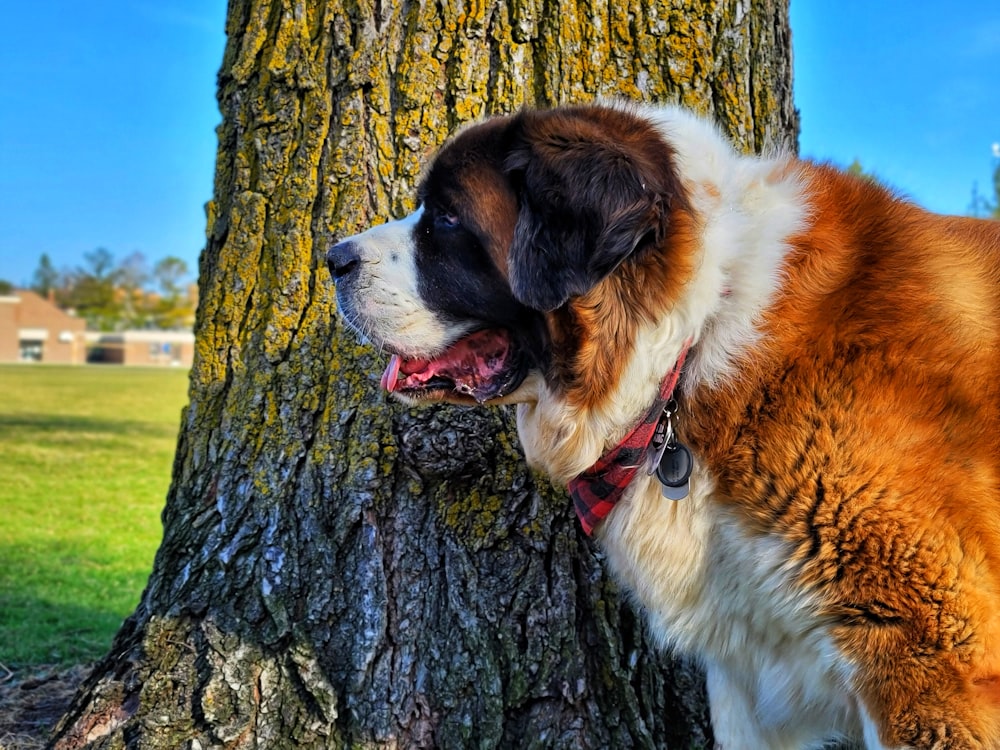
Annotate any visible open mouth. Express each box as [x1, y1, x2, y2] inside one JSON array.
[[381, 328, 526, 404]]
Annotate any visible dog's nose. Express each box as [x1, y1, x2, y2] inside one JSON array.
[[326, 241, 361, 280]]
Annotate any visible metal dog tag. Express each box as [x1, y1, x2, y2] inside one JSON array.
[[656, 442, 692, 500]]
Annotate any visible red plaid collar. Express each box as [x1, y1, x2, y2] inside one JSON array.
[[567, 345, 690, 535]]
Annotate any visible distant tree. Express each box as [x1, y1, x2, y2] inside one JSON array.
[[968, 146, 1000, 219], [969, 184, 992, 218], [30, 253, 60, 299], [119, 252, 150, 293], [992, 155, 1000, 219], [118, 251, 153, 328], [84, 247, 116, 280], [0, 279, 13, 295], [24, 249, 196, 331], [151, 256, 189, 299], [66, 248, 122, 330], [846, 158, 878, 183], [151, 256, 194, 329]]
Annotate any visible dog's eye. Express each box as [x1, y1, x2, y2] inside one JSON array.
[[435, 210, 461, 229]]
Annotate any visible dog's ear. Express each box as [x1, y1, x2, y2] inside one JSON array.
[[503, 107, 675, 312]]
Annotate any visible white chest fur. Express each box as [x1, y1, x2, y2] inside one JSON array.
[[597, 473, 865, 748]]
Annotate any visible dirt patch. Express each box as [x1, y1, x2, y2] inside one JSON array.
[[0, 663, 90, 750]]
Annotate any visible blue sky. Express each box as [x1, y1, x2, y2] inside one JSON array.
[[1, 2, 998, 287], [792, 1, 999, 217], [0, 2, 226, 288]]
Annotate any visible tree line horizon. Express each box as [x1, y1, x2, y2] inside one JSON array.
[[0, 247, 197, 332]]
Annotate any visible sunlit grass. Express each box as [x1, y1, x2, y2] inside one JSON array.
[[0, 365, 189, 666]]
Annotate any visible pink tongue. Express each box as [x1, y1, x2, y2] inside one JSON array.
[[381, 352, 434, 393], [381, 355, 401, 391]]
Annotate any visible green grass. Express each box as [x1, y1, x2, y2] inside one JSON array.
[[0, 365, 189, 667]]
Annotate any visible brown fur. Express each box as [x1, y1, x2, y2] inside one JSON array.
[[557, 204, 699, 408], [682, 163, 1000, 745]]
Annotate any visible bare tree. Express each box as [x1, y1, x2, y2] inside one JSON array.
[[50, 0, 797, 747]]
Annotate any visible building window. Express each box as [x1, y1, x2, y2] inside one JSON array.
[[19, 340, 44, 362]]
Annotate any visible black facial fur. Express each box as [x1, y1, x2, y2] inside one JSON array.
[[408, 105, 686, 383], [414, 127, 551, 373], [413, 203, 527, 329]]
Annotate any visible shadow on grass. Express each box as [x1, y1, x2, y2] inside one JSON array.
[[0, 592, 129, 668], [0, 413, 179, 440], [0, 537, 150, 669]]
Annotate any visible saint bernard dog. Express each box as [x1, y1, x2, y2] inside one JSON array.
[[328, 102, 1000, 749]]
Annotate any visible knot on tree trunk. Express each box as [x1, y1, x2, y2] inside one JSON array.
[[395, 406, 516, 479]]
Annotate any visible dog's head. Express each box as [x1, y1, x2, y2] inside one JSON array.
[[329, 104, 696, 415]]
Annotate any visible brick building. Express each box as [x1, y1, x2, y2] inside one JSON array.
[[0, 289, 87, 364], [86, 330, 194, 367]]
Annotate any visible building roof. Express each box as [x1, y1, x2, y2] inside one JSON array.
[[1, 289, 86, 332]]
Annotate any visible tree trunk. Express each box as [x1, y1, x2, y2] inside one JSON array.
[[50, 1, 796, 747]]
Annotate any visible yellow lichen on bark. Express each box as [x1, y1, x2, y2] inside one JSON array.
[[230, 0, 272, 84], [193, 190, 266, 389]]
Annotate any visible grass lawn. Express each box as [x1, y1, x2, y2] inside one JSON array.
[[0, 365, 189, 667]]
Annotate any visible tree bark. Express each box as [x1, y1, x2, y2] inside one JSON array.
[[50, 1, 796, 747]]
